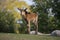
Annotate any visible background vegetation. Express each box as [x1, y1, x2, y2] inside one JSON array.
[[30, 0, 60, 33], [0, 0, 60, 34]]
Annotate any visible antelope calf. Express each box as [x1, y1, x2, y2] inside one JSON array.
[[17, 8, 38, 34]]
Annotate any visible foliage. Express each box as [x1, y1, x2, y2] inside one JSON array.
[[0, 11, 15, 33], [30, 0, 48, 33], [0, 0, 60, 34], [0, 0, 30, 33], [30, 0, 60, 33]]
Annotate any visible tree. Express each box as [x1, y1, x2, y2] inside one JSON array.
[[30, 0, 48, 33], [0, 0, 30, 33], [0, 11, 15, 33], [30, 0, 60, 33]]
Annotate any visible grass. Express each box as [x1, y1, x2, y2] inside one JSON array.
[[0, 33, 60, 40]]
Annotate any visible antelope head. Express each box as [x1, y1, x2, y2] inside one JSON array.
[[17, 8, 27, 16]]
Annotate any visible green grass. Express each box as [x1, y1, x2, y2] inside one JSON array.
[[0, 33, 60, 40]]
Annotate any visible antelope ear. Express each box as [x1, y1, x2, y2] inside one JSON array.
[[17, 8, 20, 10], [17, 8, 22, 11], [24, 8, 27, 11]]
